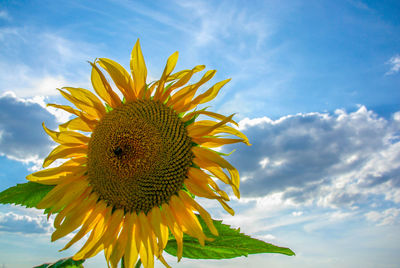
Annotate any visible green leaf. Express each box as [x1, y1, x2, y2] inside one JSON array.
[[0, 182, 54, 208], [33, 257, 85, 268], [164, 215, 295, 259]]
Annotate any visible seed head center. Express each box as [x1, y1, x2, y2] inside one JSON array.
[[87, 100, 193, 213]]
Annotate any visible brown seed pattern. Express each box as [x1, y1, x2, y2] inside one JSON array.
[[87, 99, 193, 213]]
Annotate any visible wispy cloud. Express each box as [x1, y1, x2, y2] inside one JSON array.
[[177, 0, 270, 48], [386, 54, 400, 75], [0, 10, 11, 21], [0, 27, 95, 98]]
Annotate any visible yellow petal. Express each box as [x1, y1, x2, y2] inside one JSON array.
[[159, 65, 205, 103], [102, 209, 125, 247], [97, 58, 135, 102], [43, 123, 89, 145], [166, 65, 205, 82], [124, 213, 139, 268], [218, 198, 235, 216], [57, 88, 103, 119], [47, 104, 98, 127], [207, 125, 251, 145], [160, 203, 184, 261], [73, 206, 112, 260], [154, 51, 179, 100], [192, 147, 240, 198], [47, 103, 84, 117], [51, 193, 97, 241], [145, 81, 157, 99], [130, 39, 147, 98], [192, 136, 245, 148], [26, 158, 86, 184], [185, 179, 222, 200], [182, 79, 231, 111], [138, 212, 155, 267], [36, 176, 87, 209], [182, 110, 238, 126], [193, 158, 231, 185], [188, 166, 229, 200], [179, 190, 218, 236], [139, 241, 151, 268], [47, 178, 89, 213], [83, 209, 124, 260], [138, 212, 155, 266], [59, 116, 95, 132], [63, 87, 106, 116], [158, 254, 172, 268], [149, 207, 167, 253], [43, 144, 87, 168], [53, 187, 92, 228], [109, 218, 129, 268], [168, 70, 216, 108], [206, 176, 230, 201], [61, 201, 108, 251], [187, 114, 235, 138], [159, 70, 194, 103], [90, 61, 121, 108], [160, 220, 169, 253], [169, 195, 205, 246], [186, 167, 229, 202]]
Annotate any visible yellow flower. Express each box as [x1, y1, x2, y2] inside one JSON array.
[[26, 39, 250, 268]]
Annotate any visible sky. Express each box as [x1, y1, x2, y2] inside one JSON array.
[[0, 0, 400, 267]]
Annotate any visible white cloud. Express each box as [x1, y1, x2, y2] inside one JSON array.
[[0, 92, 57, 166], [177, 1, 270, 48], [365, 208, 400, 226], [386, 54, 400, 75], [0, 211, 52, 234], [292, 211, 303, 216], [0, 27, 94, 98], [220, 106, 400, 220], [0, 10, 11, 21]]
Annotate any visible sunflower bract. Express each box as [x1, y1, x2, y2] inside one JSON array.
[[27, 39, 250, 268]]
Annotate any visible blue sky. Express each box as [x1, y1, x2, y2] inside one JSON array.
[[0, 0, 400, 267]]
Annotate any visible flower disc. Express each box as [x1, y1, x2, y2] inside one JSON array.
[[88, 99, 193, 213]]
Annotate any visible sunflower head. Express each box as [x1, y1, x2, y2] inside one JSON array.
[[27, 39, 250, 268]]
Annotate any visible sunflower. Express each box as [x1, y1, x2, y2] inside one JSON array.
[[26, 39, 250, 268]]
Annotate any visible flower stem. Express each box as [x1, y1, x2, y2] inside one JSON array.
[[121, 257, 141, 268], [135, 258, 142, 268]]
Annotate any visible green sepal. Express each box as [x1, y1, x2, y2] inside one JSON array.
[[0, 182, 54, 208], [182, 185, 195, 199], [215, 149, 236, 156], [163, 82, 173, 94], [184, 116, 196, 127], [164, 215, 295, 259], [33, 257, 85, 268], [105, 103, 113, 112], [182, 106, 210, 125]]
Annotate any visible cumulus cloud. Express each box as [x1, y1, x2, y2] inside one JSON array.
[[0, 92, 57, 165], [224, 106, 400, 213], [0, 211, 52, 234]]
